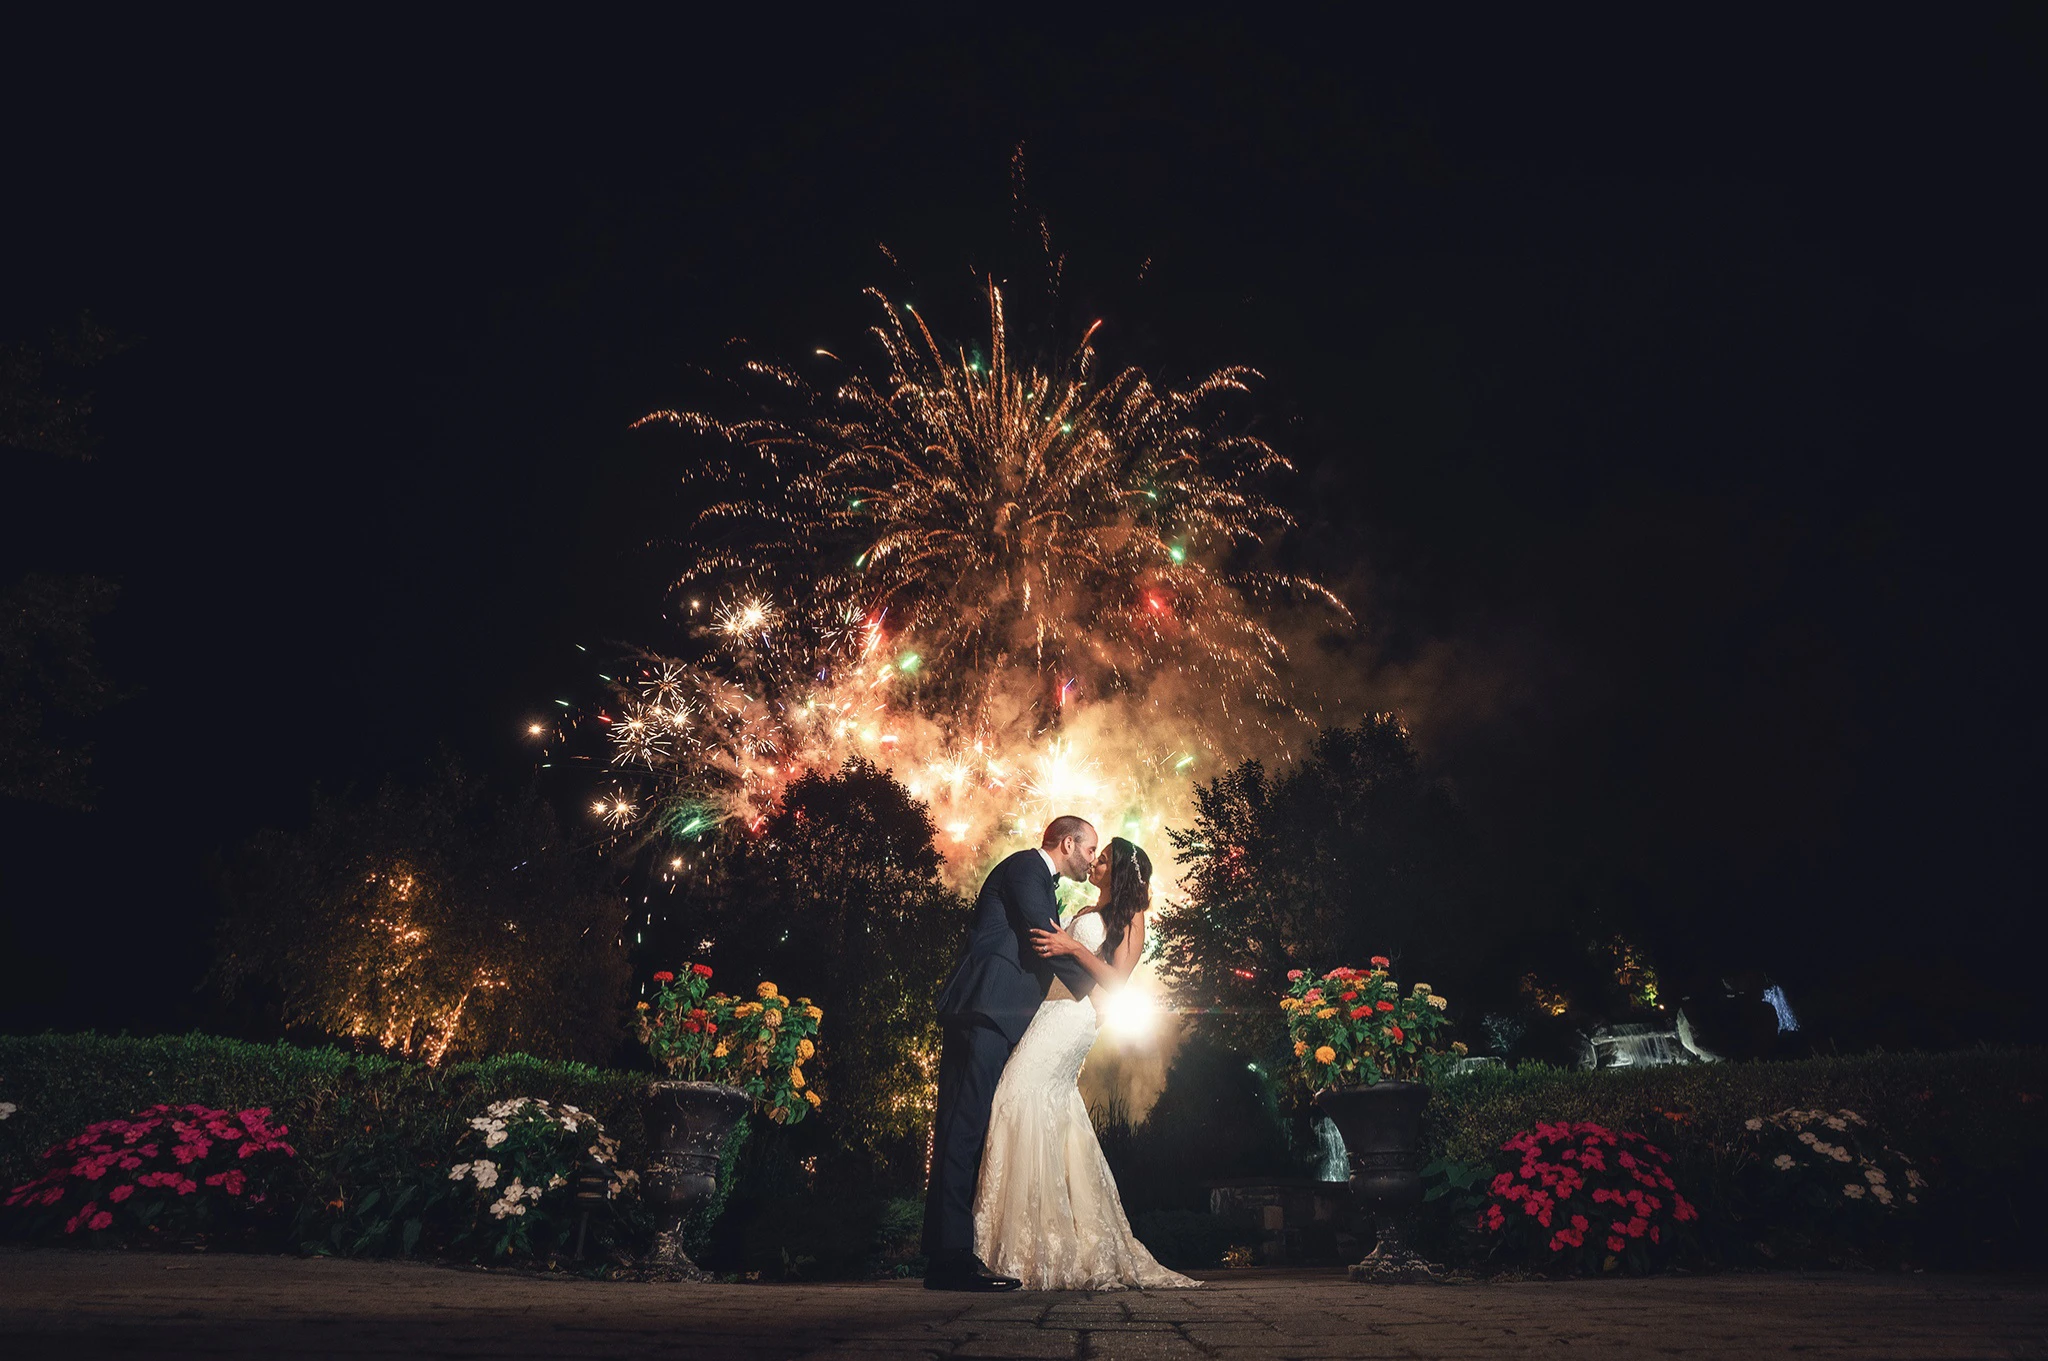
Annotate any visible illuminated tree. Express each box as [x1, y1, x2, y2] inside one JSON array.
[[213, 761, 632, 1065]]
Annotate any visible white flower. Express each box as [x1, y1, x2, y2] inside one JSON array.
[[1824, 1117, 1847, 1131], [1744, 1118, 1764, 1131], [0, 1102, 17, 1121], [485, 1129, 508, 1148], [525, 1184, 543, 1201], [1773, 1154, 1796, 1170], [1864, 1167, 1886, 1185], [449, 1163, 472, 1181], [547, 1175, 566, 1189], [1906, 1194, 1918, 1204], [1831, 1147, 1852, 1162], [1798, 1131, 1817, 1145], [1840, 1110, 1864, 1125], [1906, 1170, 1926, 1189], [471, 1160, 499, 1189], [1871, 1185, 1894, 1205], [1427, 994, 1448, 1011], [1843, 1184, 1866, 1200]]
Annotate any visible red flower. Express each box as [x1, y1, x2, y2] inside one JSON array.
[[652, 971, 675, 983], [1370, 955, 1391, 968], [1349, 1006, 1371, 1020], [1341, 991, 1358, 1002], [1376, 1000, 1395, 1012], [693, 964, 714, 977], [1389, 1026, 1405, 1043], [1286, 969, 1303, 981], [1607, 1235, 1627, 1252], [705, 1023, 717, 1034]]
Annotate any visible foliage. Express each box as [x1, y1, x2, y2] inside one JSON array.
[[1092, 1034, 1299, 1215], [1737, 1106, 1925, 1266], [638, 966, 825, 1124], [1158, 718, 1481, 1063], [1475, 1121, 1698, 1274], [1420, 1048, 2047, 1268], [444, 1097, 634, 1259], [3, 1103, 297, 1245], [213, 759, 632, 1065], [1280, 961, 1459, 1089], [0, 1033, 651, 1262], [0, 571, 121, 809], [700, 759, 963, 1172]]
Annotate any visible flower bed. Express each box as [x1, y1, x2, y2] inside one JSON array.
[[0, 1033, 650, 1260]]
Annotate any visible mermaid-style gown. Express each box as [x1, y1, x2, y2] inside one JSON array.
[[972, 910, 1200, 1290]]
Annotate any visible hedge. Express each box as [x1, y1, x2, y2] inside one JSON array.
[[0, 1033, 655, 1255], [1421, 1048, 2048, 1267]]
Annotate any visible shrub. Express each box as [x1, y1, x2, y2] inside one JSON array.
[[4, 1104, 298, 1245], [637, 967, 825, 1124], [444, 1097, 635, 1260], [1737, 1106, 1924, 1266], [1279, 961, 1458, 1089], [1475, 1121, 1697, 1274], [0, 1033, 652, 1261], [1420, 1048, 2047, 1268]]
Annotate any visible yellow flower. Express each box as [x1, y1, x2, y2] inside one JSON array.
[[1411, 983, 1432, 995], [797, 997, 812, 1006], [1293, 1040, 1308, 1057], [1314, 1046, 1337, 1065], [757, 982, 779, 999], [804, 1090, 821, 1108], [1316, 1007, 1336, 1020], [804, 1005, 823, 1021], [797, 1039, 815, 1061], [790, 1067, 805, 1089], [1427, 994, 1448, 1011], [1279, 997, 1297, 1011], [635, 1001, 650, 1011], [713, 1043, 729, 1058], [764, 1009, 783, 1028], [1451, 1041, 1468, 1056], [731, 1001, 759, 1018]]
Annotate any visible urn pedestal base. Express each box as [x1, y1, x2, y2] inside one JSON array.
[[1315, 1082, 1448, 1285], [642, 1081, 749, 1279]]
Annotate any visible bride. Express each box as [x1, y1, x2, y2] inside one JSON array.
[[972, 836, 1201, 1290]]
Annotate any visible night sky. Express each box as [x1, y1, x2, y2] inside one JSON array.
[[4, 13, 2041, 1039]]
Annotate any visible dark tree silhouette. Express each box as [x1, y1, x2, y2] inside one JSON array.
[[1157, 715, 1484, 1064], [704, 758, 967, 1185]]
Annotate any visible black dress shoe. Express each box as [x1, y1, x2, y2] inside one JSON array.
[[923, 1254, 1023, 1291]]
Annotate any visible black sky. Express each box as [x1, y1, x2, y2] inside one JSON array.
[[4, 11, 2043, 1037]]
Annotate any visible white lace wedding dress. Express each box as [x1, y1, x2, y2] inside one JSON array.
[[972, 910, 1200, 1290]]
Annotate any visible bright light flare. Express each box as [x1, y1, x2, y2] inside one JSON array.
[[1099, 987, 1157, 1040]]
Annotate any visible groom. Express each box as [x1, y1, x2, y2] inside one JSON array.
[[922, 815, 1101, 1291]]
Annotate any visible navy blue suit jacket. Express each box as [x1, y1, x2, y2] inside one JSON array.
[[935, 848, 1099, 1043]]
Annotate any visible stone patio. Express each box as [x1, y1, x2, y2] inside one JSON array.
[[3, 1251, 2044, 1359]]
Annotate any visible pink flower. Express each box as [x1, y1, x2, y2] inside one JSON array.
[[1607, 1235, 1627, 1252], [1286, 969, 1303, 981], [108, 1185, 134, 1203], [89, 1211, 114, 1231]]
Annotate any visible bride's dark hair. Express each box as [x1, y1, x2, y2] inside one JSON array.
[[1096, 837, 1152, 963]]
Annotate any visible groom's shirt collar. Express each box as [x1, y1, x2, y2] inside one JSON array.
[[1036, 847, 1058, 883]]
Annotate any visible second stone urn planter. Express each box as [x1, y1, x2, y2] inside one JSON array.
[[1314, 1081, 1443, 1282], [643, 1080, 750, 1277]]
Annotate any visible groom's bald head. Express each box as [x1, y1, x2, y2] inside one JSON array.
[[1043, 815, 1094, 848]]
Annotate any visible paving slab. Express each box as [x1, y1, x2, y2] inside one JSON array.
[[1, 1251, 2044, 1360]]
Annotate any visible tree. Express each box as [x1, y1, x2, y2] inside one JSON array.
[[0, 314, 129, 809], [1156, 715, 1483, 1064], [703, 758, 966, 1185], [213, 760, 632, 1065]]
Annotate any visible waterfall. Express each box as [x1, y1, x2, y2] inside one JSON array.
[[1313, 1113, 1348, 1182], [1590, 1022, 1691, 1068]]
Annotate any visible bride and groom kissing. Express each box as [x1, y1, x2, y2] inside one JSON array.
[[921, 815, 1200, 1292]]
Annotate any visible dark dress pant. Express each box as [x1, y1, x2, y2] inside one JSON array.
[[921, 1014, 1013, 1259]]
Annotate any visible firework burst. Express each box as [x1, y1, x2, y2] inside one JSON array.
[[587, 277, 1345, 879]]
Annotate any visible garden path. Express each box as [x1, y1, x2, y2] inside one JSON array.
[[2, 1251, 2043, 1359]]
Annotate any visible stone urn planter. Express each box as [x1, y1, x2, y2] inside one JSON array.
[[1314, 1081, 1442, 1282], [643, 1080, 750, 1277]]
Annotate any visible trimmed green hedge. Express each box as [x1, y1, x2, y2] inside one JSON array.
[[1422, 1048, 2048, 1267], [0, 1033, 654, 1255]]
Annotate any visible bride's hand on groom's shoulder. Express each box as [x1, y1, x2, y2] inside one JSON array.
[[1030, 925, 1078, 957]]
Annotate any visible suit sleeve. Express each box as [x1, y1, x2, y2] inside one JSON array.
[[1003, 855, 1098, 999]]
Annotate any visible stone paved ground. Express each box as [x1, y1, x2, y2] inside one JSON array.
[[3, 1252, 2044, 1360]]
